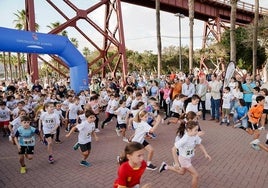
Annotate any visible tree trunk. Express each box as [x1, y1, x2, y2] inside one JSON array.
[[156, 0, 162, 78], [188, 0, 194, 72], [3, 52, 7, 80], [253, 0, 259, 78], [230, 0, 238, 62], [8, 52, 13, 81]]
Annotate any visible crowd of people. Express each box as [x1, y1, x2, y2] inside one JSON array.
[[0, 68, 268, 187]]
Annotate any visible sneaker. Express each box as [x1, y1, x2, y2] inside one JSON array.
[[95, 128, 100, 133], [20, 166, 26, 174], [234, 123, 242, 128], [226, 122, 230, 126], [48, 155, 54, 164], [219, 121, 223, 125], [80, 160, 92, 167], [159, 162, 167, 173], [123, 137, 129, 143], [73, 142, 80, 150], [250, 139, 260, 145], [258, 127, 265, 130], [266, 140, 268, 145], [146, 132, 156, 139], [55, 140, 62, 144], [115, 128, 121, 136], [65, 128, 70, 133], [250, 139, 261, 151], [146, 163, 157, 171], [116, 155, 121, 163], [251, 144, 261, 151]]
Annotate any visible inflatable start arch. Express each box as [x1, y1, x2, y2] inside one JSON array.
[[0, 27, 88, 93]]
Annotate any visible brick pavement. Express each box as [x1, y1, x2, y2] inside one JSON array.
[[1, 113, 268, 188]]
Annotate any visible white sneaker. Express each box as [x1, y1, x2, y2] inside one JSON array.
[[250, 139, 260, 145], [95, 128, 100, 133], [123, 137, 129, 143], [115, 128, 121, 136], [258, 127, 265, 130]]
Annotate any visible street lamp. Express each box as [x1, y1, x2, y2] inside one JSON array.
[[174, 13, 185, 71]]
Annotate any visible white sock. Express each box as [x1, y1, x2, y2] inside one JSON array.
[[147, 161, 151, 166]]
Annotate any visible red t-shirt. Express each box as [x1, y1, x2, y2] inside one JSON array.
[[113, 160, 147, 188]]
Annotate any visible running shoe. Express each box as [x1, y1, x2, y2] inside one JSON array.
[[20, 166, 26, 174], [48, 155, 54, 164], [73, 142, 80, 150], [146, 163, 157, 171], [159, 162, 167, 173], [80, 160, 92, 167]]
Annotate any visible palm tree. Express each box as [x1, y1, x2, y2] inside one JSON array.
[[47, 21, 68, 36], [230, 0, 238, 62], [252, 0, 259, 78], [13, 9, 39, 81], [70, 37, 79, 48], [188, 0, 194, 72], [156, 0, 162, 78]]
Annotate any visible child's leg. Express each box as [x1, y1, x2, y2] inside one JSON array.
[[55, 126, 60, 141], [121, 128, 126, 138], [166, 165, 186, 175], [186, 166, 199, 188], [46, 136, 53, 156], [259, 143, 268, 152], [144, 144, 154, 163], [82, 150, 90, 161], [19, 154, 25, 167], [253, 130, 260, 140]]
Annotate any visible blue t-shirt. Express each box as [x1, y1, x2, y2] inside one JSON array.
[[235, 106, 248, 119], [15, 126, 39, 146]]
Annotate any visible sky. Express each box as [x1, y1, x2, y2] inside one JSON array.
[[0, 0, 267, 54]]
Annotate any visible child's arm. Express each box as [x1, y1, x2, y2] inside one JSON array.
[[91, 131, 99, 141], [171, 146, 180, 169], [65, 126, 77, 138], [14, 136, 21, 152], [198, 144, 211, 161]]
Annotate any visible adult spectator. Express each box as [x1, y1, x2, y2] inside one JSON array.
[[31, 80, 43, 92], [56, 85, 67, 101], [181, 77, 195, 109], [196, 77, 208, 120], [209, 74, 222, 122], [242, 76, 256, 109], [171, 78, 182, 100]]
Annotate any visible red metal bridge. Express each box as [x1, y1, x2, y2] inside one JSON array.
[[3, 0, 268, 82]]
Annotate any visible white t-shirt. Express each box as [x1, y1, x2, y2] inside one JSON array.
[[174, 133, 202, 158], [10, 117, 21, 136], [132, 121, 151, 144], [108, 99, 119, 114], [76, 120, 95, 144], [222, 92, 233, 109], [68, 103, 82, 119], [0, 107, 11, 121], [115, 107, 130, 124], [186, 103, 199, 113], [170, 99, 184, 114], [40, 112, 60, 134]]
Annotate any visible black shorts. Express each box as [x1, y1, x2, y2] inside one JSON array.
[[79, 142, 91, 152], [19, 146, 34, 155], [118, 123, 127, 129], [142, 140, 149, 147], [171, 112, 180, 118], [44, 134, 54, 139], [263, 109, 268, 114], [248, 122, 258, 130]]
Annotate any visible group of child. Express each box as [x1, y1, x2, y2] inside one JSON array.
[[3, 75, 268, 188]]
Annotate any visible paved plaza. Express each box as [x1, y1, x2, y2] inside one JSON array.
[[1, 113, 268, 188]]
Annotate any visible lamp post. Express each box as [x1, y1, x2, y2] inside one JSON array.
[[174, 13, 185, 71]]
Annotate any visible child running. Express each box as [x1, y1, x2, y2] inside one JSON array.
[[114, 99, 130, 142], [39, 102, 60, 163], [246, 95, 265, 150], [113, 142, 151, 188], [159, 120, 211, 188], [14, 115, 42, 173], [132, 110, 159, 170], [65, 109, 99, 167]]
